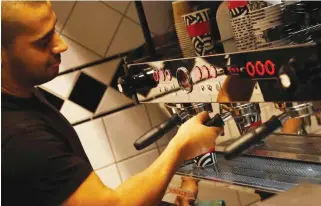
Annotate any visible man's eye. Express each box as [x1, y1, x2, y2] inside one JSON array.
[[41, 39, 51, 46], [37, 38, 51, 48]]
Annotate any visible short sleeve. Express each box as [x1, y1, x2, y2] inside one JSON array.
[[2, 129, 93, 206]]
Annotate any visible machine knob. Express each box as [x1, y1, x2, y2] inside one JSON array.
[[117, 68, 158, 98], [278, 58, 299, 91], [201, 66, 210, 79], [191, 66, 202, 82], [165, 69, 172, 81], [209, 65, 218, 78], [159, 70, 166, 82]]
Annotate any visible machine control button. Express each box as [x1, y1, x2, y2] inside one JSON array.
[[153, 70, 159, 82], [209, 65, 217, 78], [159, 70, 166, 81], [165, 69, 172, 81], [192, 66, 202, 82], [201, 66, 209, 79]]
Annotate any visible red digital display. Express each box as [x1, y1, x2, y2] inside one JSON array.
[[246, 62, 256, 77], [245, 60, 276, 77], [255, 61, 265, 76], [265, 60, 275, 75]]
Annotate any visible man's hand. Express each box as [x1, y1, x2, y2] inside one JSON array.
[[171, 111, 224, 161]]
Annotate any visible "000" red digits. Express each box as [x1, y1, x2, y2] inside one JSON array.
[[246, 60, 275, 77]]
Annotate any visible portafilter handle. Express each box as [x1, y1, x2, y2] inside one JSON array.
[[224, 112, 290, 160], [134, 113, 182, 150], [134, 113, 226, 150]]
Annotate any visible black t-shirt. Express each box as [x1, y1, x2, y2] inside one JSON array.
[[2, 89, 93, 206]]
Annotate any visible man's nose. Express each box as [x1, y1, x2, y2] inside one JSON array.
[[51, 32, 68, 54]]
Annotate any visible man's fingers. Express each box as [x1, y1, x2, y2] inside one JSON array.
[[193, 111, 210, 123], [207, 126, 224, 139]]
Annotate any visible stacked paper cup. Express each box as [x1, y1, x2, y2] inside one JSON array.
[[172, 1, 195, 57], [182, 8, 217, 56], [250, 2, 290, 49], [228, 1, 257, 51]]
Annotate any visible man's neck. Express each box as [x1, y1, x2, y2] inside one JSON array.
[[1, 82, 34, 98]]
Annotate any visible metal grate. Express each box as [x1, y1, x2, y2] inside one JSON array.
[[177, 154, 321, 192]]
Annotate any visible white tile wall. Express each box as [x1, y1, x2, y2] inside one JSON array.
[[103, 105, 156, 161], [60, 100, 93, 124], [102, 1, 130, 14], [105, 18, 145, 57], [125, 2, 139, 23], [145, 104, 177, 147], [74, 118, 115, 170], [96, 164, 122, 189], [141, 2, 174, 35], [59, 35, 101, 73], [40, 71, 79, 99], [95, 87, 133, 116], [62, 1, 123, 56], [117, 149, 159, 181], [82, 58, 122, 86], [51, 1, 76, 33]]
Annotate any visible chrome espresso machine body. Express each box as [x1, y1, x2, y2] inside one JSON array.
[[117, 2, 321, 204], [118, 43, 321, 204]]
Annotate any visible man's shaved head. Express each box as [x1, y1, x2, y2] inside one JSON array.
[[1, 0, 68, 97], [1, 1, 50, 48]]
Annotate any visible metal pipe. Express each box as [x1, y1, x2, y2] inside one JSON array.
[[134, 1, 157, 59]]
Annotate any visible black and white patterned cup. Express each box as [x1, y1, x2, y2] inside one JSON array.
[[194, 147, 217, 167], [231, 103, 262, 135], [182, 9, 216, 56]]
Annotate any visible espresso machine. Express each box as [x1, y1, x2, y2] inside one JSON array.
[[117, 1, 321, 205]]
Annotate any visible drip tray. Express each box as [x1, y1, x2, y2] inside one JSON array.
[[177, 154, 321, 193], [216, 134, 321, 163]]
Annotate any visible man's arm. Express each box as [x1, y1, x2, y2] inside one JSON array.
[[63, 141, 183, 206], [63, 112, 223, 206]]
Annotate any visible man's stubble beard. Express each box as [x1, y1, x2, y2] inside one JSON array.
[[9, 55, 57, 87]]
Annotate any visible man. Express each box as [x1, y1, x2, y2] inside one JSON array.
[[1, 1, 223, 205]]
